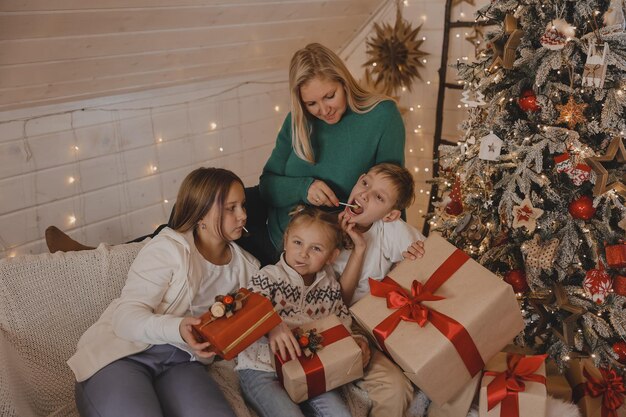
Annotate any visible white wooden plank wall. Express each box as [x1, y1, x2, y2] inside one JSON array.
[[0, 72, 290, 257]]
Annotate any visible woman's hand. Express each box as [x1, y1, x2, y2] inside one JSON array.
[[179, 316, 216, 359], [402, 240, 425, 260], [269, 321, 302, 361], [307, 180, 339, 207], [353, 336, 371, 367]]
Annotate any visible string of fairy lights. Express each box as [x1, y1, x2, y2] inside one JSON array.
[[2, 0, 481, 257]]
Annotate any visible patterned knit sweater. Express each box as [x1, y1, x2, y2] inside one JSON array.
[[235, 255, 352, 373]]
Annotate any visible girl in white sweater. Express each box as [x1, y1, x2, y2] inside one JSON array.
[[69, 167, 260, 417], [236, 206, 369, 417]]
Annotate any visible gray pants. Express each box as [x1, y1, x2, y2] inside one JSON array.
[[75, 344, 237, 417]]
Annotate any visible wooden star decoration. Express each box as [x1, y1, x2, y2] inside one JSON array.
[[512, 198, 544, 233], [364, 7, 428, 95], [488, 14, 523, 71], [550, 283, 586, 346], [584, 136, 626, 198], [556, 96, 588, 129], [465, 25, 485, 55], [521, 234, 559, 271]]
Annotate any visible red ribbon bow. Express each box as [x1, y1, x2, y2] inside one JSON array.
[[484, 353, 547, 415], [371, 278, 445, 327], [368, 248, 484, 377], [584, 367, 626, 417]]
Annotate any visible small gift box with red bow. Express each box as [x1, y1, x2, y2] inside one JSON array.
[[191, 288, 281, 360], [567, 358, 626, 417], [272, 315, 363, 403], [350, 234, 524, 405], [478, 352, 548, 417]]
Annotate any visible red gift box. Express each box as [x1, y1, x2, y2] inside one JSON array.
[[479, 352, 547, 417], [273, 315, 363, 403], [350, 234, 524, 405], [191, 288, 281, 360], [614, 275, 626, 297], [606, 242, 626, 269]]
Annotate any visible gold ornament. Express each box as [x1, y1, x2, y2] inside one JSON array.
[[521, 234, 559, 271], [363, 7, 428, 95], [556, 96, 588, 129], [584, 136, 626, 198]]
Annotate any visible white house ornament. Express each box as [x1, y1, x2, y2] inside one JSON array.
[[539, 19, 576, 50], [512, 198, 544, 233], [582, 42, 609, 88], [479, 132, 503, 161]]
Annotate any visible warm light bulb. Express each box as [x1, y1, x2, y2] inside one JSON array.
[[219, 147, 224, 152], [68, 215, 76, 225], [68, 176, 75, 184], [158, 137, 163, 143], [73, 146, 79, 151], [372, 62, 377, 67], [164, 199, 169, 203], [274, 105, 280, 112], [210, 122, 217, 130], [151, 165, 158, 173], [409, 107, 414, 111]]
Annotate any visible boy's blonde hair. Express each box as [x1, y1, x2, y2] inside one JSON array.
[[368, 163, 415, 210], [170, 167, 244, 237], [285, 205, 342, 249], [289, 43, 393, 163]]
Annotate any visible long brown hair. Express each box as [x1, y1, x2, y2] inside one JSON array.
[[170, 167, 244, 238], [289, 43, 393, 163]]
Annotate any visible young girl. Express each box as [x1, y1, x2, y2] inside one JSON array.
[[236, 206, 369, 417], [67, 167, 260, 417]]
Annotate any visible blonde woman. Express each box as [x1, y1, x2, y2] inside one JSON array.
[[257, 43, 405, 256]]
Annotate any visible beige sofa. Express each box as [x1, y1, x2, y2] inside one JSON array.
[[0, 243, 374, 417]]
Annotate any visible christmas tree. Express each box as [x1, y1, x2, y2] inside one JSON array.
[[429, 0, 626, 370]]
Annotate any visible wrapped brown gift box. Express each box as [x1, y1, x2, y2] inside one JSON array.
[[273, 315, 363, 403], [566, 358, 626, 417], [350, 234, 524, 405], [478, 352, 547, 417]]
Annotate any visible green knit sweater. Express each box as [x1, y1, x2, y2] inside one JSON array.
[[259, 100, 405, 248]]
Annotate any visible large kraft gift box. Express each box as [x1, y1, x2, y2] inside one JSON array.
[[192, 288, 281, 360], [478, 352, 547, 417], [272, 315, 363, 403], [350, 234, 524, 405], [566, 358, 626, 417]]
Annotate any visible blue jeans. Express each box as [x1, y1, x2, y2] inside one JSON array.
[[75, 345, 236, 417], [238, 368, 352, 417]]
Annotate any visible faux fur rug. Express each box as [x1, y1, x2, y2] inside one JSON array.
[[408, 392, 581, 417]]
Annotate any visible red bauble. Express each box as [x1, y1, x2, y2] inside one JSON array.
[[222, 295, 234, 305], [583, 264, 612, 304], [568, 195, 596, 220], [606, 242, 626, 269], [518, 90, 540, 112], [503, 269, 529, 293], [614, 275, 626, 296], [613, 341, 626, 364], [298, 335, 310, 347]]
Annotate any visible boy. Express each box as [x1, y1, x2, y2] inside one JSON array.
[[333, 162, 425, 417]]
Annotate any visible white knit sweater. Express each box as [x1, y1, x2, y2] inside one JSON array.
[[236, 255, 352, 373]]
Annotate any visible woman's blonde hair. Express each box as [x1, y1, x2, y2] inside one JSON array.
[[285, 205, 343, 250], [170, 167, 244, 238], [289, 43, 392, 163]]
